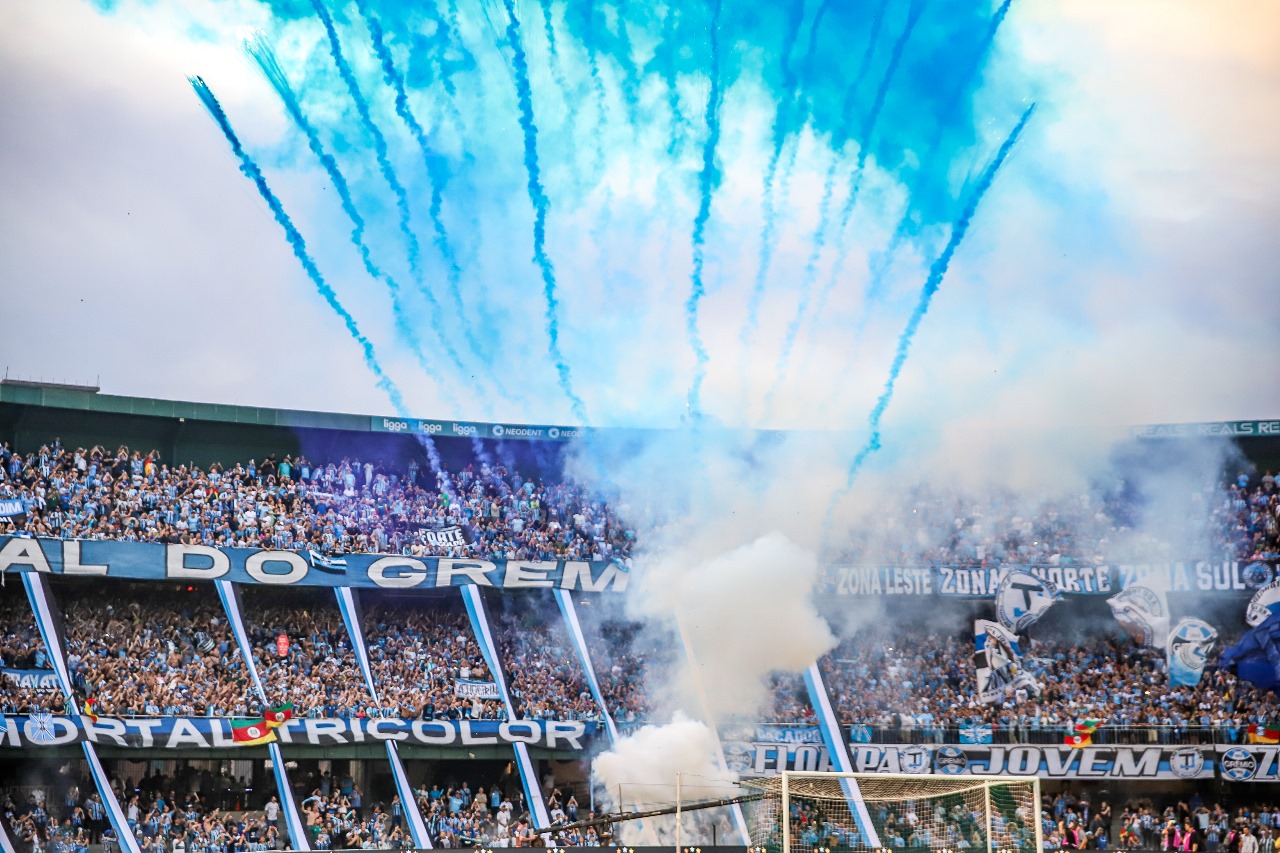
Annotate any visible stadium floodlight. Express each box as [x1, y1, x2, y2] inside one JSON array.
[[741, 771, 1042, 853]]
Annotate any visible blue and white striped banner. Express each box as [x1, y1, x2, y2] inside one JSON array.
[[803, 663, 881, 847], [20, 572, 73, 701], [553, 588, 618, 743], [387, 740, 432, 848], [334, 586, 379, 701], [83, 741, 141, 853], [269, 741, 310, 850], [214, 580, 267, 704], [459, 586, 550, 829]]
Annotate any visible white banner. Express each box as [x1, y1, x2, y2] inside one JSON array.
[[454, 679, 501, 700]]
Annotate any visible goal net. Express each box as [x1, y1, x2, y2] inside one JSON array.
[[741, 772, 1041, 853]]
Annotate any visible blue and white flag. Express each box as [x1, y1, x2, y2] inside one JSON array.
[[306, 550, 347, 573], [0, 499, 28, 519], [1107, 585, 1170, 648], [996, 570, 1061, 634], [849, 724, 873, 744], [973, 620, 1039, 704], [1167, 618, 1218, 687], [958, 723, 993, 744], [1247, 580, 1280, 627]]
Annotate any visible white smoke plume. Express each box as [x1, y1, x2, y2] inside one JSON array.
[[591, 712, 741, 845]]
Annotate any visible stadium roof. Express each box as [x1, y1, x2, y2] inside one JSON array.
[[0, 379, 367, 431], [2, 379, 1277, 451]]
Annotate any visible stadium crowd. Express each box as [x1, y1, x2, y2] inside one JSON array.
[[817, 628, 1280, 741], [364, 602, 507, 721], [1112, 794, 1280, 852], [0, 590, 59, 713], [494, 605, 602, 722], [59, 585, 253, 718], [835, 471, 1279, 569], [2, 437, 1275, 572], [0, 774, 416, 853], [0, 435, 1277, 736], [0, 440, 633, 562], [7, 580, 1280, 736], [241, 590, 375, 719], [16, 774, 1280, 853]]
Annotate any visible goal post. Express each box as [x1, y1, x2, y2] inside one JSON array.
[[741, 771, 1042, 853]]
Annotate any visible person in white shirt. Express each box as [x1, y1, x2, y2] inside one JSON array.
[[1240, 827, 1259, 853]]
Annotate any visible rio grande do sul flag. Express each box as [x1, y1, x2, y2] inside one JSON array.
[[264, 702, 294, 729], [1248, 722, 1280, 744], [1064, 719, 1100, 748], [231, 718, 277, 746]]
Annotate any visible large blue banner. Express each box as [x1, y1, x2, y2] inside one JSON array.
[[0, 668, 59, 691], [0, 715, 597, 751], [0, 537, 629, 593], [0, 499, 28, 518]]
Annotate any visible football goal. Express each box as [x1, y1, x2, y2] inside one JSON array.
[[740, 771, 1042, 853]]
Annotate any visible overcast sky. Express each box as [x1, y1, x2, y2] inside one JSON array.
[[1, 0, 1277, 432]]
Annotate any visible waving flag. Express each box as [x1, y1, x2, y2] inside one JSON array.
[[1107, 585, 1170, 648], [1166, 618, 1218, 687], [1246, 581, 1280, 627], [1064, 719, 1100, 748], [231, 718, 277, 746], [959, 723, 993, 744], [1247, 722, 1280, 744], [974, 620, 1039, 704], [82, 698, 99, 723], [264, 702, 294, 728], [306, 550, 347, 573], [1220, 611, 1280, 692], [996, 570, 1061, 634]]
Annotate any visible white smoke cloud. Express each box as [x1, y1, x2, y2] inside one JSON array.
[[591, 712, 741, 845]]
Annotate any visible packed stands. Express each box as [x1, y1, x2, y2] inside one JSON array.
[[57, 582, 253, 718], [0, 584, 58, 714], [363, 594, 506, 720], [1, 434, 1278, 754], [491, 598, 602, 722], [817, 626, 1280, 743], [0, 440, 634, 562], [577, 616, 666, 724], [240, 586, 375, 718]]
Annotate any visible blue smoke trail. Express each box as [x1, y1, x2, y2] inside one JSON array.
[[801, 0, 833, 85], [311, 0, 422, 277], [188, 76, 406, 413], [193, 74, 459, 495], [737, 1, 807, 397], [822, 104, 1035, 536], [243, 35, 459, 398], [805, 0, 924, 340], [536, 0, 573, 109], [758, 146, 839, 420], [858, 0, 1015, 317], [662, 4, 685, 157], [684, 0, 723, 420], [759, 0, 891, 419], [359, 8, 500, 382], [500, 0, 590, 423], [580, 1, 611, 179]]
